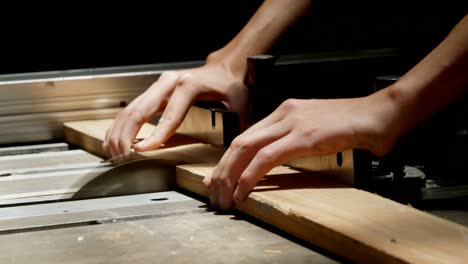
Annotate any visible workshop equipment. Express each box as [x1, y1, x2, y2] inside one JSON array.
[[0, 50, 467, 263], [246, 53, 468, 205], [0, 58, 338, 263]]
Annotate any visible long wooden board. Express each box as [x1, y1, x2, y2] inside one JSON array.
[[64, 119, 224, 164], [177, 164, 468, 264], [64, 119, 468, 263]]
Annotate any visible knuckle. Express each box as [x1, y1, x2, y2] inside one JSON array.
[[160, 71, 178, 81], [109, 137, 119, 149], [280, 99, 299, 112], [116, 110, 128, 122], [127, 110, 145, 125], [159, 111, 181, 126], [220, 176, 235, 190], [176, 72, 194, 87], [119, 108, 131, 120], [312, 143, 326, 154], [307, 138, 327, 154], [115, 110, 124, 119], [210, 175, 220, 186], [297, 126, 318, 139], [231, 136, 251, 151], [257, 149, 275, 163], [237, 176, 250, 188]]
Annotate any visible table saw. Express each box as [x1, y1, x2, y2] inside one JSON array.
[[0, 57, 337, 263], [0, 51, 467, 263]]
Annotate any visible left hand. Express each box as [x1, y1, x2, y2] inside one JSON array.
[[203, 94, 399, 210], [102, 60, 249, 159]]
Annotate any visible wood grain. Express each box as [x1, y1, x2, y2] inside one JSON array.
[[177, 164, 468, 264], [63, 119, 224, 164]]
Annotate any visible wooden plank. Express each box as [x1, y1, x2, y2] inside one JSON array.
[[176, 164, 468, 264], [63, 119, 225, 164], [287, 150, 354, 185]]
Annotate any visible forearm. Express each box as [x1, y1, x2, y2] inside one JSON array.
[[208, 0, 313, 78], [356, 15, 468, 155], [388, 15, 468, 133]]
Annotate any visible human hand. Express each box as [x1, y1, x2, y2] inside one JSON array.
[[203, 93, 400, 210], [103, 60, 249, 158]]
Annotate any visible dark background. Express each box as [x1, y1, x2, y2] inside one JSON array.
[[0, 1, 465, 74]]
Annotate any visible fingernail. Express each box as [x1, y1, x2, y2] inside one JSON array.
[[202, 177, 210, 187], [133, 140, 147, 150]]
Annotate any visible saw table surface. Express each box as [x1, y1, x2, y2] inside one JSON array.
[[0, 192, 328, 264], [0, 143, 336, 264]]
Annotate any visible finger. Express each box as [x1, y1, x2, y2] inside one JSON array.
[[116, 109, 152, 156], [110, 109, 140, 157], [218, 175, 237, 210], [203, 145, 239, 210], [210, 179, 220, 209], [104, 71, 179, 157], [213, 148, 240, 210], [141, 71, 179, 107], [233, 134, 309, 203], [133, 83, 196, 151], [203, 144, 235, 188], [215, 121, 291, 210], [104, 95, 144, 157], [204, 106, 282, 184], [112, 72, 179, 154], [203, 110, 284, 187], [202, 174, 212, 188], [104, 116, 121, 157], [239, 107, 283, 138], [223, 82, 250, 131], [102, 119, 113, 151]]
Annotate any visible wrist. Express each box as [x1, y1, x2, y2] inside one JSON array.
[[355, 88, 410, 156], [206, 48, 248, 82]]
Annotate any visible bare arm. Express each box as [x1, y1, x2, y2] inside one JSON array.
[[368, 14, 468, 154], [104, 0, 313, 157], [210, 0, 313, 78]]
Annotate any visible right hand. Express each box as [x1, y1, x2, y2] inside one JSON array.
[[203, 89, 403, 210], [103, 60, 250, 158]]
